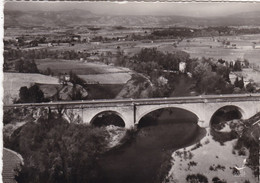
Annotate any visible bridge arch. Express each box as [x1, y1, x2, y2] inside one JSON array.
[[90, 110, 126, 127], [136, 105, 202, 125], [209, 105, 245, 127]]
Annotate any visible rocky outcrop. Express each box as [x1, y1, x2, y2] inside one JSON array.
[[116, 74, 153, 99]]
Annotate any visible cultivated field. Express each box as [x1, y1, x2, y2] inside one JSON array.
[[178, 34, 260, 65], [36, 59, 132, 84]]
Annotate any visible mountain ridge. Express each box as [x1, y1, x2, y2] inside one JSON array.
[[4, 9, 260, 28]]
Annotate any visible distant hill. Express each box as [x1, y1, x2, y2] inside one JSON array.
[[4, 9, 99, 27], [4, 9, 260, 28]]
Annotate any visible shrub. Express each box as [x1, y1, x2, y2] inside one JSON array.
[[188, 161, 197, 167], [212, 177, 227, 183], [186, 173, 208, 183]]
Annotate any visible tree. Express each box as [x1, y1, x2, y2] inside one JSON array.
[[234, 77, 239, 88], [44, 67, 52, 76], [15, 59, 24, 72], [28, 85, 44, 103], [19, 86, 29, 103], [192, 62, 212, 82], [234, 60, 242, 71], [12, 117, 109, 183], [198, 73, 219, 94], [69, 71, 85, 86], [238, 77, 244, 89], [216, 65, 230, 82], [246, 82, 256, 93], [18, 84, 45, 103], [69, 84, 84, 100], [15, 58, 39, 73]]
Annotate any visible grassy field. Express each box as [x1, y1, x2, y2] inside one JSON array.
[[3, 72, 60, 104], [79, 73, 131, 84], [36, 59, 132, 84], [36, 59, 131, 75]]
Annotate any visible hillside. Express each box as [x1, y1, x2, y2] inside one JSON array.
[[4, 9, 260, 28]]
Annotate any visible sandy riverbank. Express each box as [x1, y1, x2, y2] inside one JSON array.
[[164, 128, 258, 183]]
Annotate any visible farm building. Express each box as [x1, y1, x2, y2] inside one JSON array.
[[71, 35, 81, 41], [253, 44, 260, 49], [59, 74, 70, 85], [91, 42, 101, 45]]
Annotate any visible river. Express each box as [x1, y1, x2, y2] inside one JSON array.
[[95, 108, 207, 183]]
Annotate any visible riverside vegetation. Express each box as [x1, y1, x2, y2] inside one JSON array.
[[4, 107, 136, 183]]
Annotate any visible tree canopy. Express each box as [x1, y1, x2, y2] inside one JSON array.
[[18, 84, 45, 103]]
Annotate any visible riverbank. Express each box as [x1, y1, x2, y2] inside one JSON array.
[[164, 126, 259, 183]]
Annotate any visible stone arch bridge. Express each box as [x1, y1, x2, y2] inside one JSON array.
[[4, 94, 260, 128]]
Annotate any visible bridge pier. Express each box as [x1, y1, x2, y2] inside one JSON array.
[[80, 105, 136, 129]]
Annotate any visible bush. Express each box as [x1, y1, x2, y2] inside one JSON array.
[[188, 161, 197, 168], [212, 177, 227, 183], [186, 173, 208, 183]]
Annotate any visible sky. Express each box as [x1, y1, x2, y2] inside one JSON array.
[[4, 1, 260, 17]]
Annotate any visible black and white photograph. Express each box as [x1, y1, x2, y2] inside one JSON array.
[[2, 1, 260, 183]]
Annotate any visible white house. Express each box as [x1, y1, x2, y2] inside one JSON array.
[[179, 62, 186, 73]]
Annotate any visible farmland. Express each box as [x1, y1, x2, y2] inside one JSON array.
[[3, 60, 133, 104], [179, 34, 260, 65], [36, 59, 133, 84], [4, 28, 260, 104], [24, 34, 260, 68], [4, 8, 260, 108], [35, 59, 132, 75]]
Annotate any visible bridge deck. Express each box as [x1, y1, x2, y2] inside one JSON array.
[[4, 94, 260, 108]]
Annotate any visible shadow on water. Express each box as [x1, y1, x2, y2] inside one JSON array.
[[95, 108, 207, 183]]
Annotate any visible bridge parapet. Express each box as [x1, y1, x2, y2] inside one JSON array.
[[3, 94, 260, 129], [4, 94, 260, 109]]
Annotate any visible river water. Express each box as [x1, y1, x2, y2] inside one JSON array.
[[95, 109, 207, 183]]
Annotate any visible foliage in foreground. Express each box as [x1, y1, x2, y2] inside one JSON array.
[[5, 116, 109, 183]]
